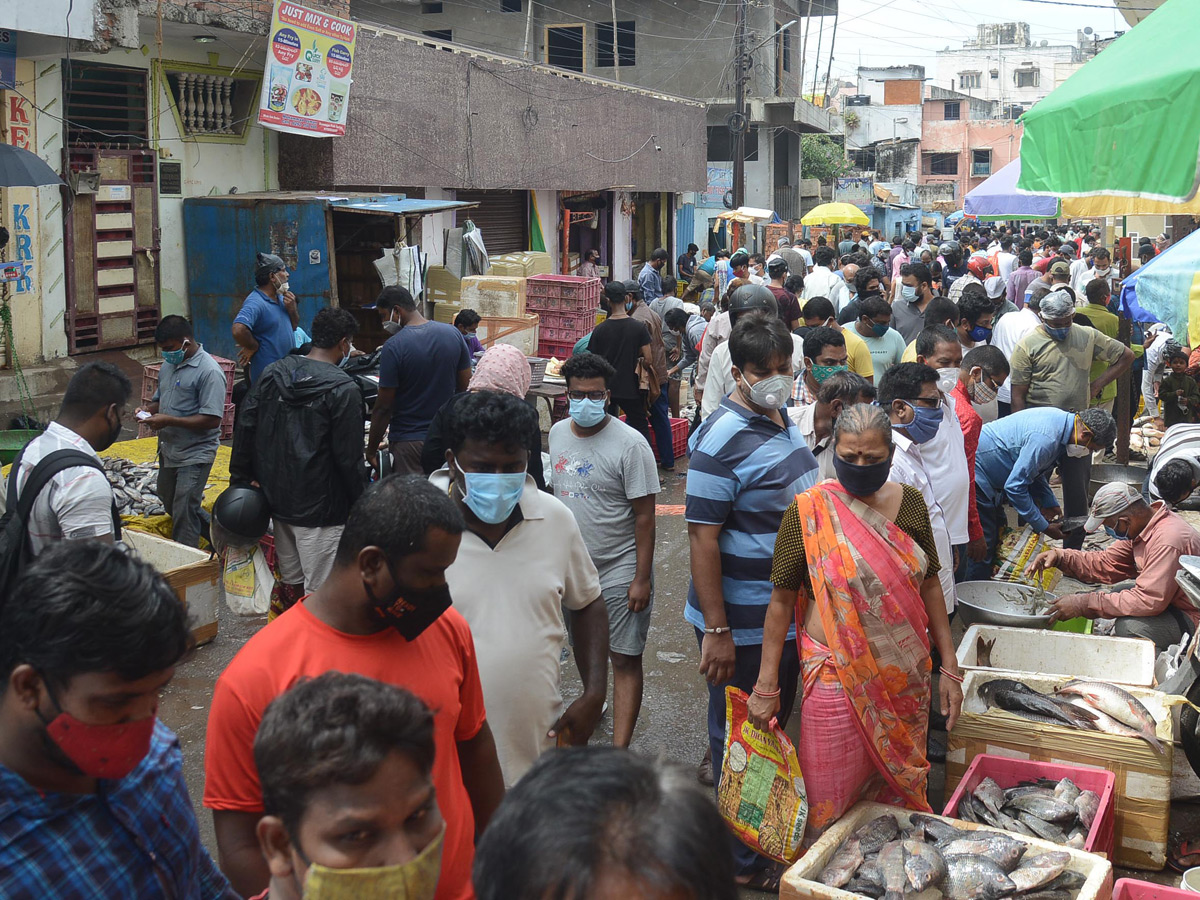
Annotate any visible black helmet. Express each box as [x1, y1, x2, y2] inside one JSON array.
[[727, 283, 778, 327], [213, 484, 271, 546]]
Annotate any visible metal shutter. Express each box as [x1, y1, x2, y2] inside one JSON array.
[[455, 190, 528, 255]]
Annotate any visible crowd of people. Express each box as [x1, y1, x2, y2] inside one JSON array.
[[3, 226, 1198, 898]]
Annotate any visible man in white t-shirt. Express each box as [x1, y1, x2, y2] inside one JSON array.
[[11, 362, 128, 554], [990, 292, 1042, 417], [802, 246, 842, 301], [434, 390, 608, 785]]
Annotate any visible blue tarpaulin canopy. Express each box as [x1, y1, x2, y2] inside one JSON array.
[[1119, 228, 1200, 344], [964, 159, 1060, 220]]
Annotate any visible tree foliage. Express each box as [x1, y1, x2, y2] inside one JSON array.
[[801, 134, 850, 182]]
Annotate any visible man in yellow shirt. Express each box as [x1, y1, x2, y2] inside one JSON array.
[[797, 296, 874, 382]]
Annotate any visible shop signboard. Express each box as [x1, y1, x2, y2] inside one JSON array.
[[257, 0, 356, 137]]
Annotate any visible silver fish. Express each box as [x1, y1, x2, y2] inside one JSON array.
[[819, 837, 864, 887], [1043, 870, 1088, 891], [904, 839, 949, 892], [1007, 852, 1071, 893], [1015, 812, 1068, 844], [911, 815, 972, 844], [1004, 793, 1079, 824], [974, 778, 1006, 816], [1074, 791, 1100, 830], [1056, 681, 1162, 753], [937, 838, 1026, 873], [1065, 698, 1164, 756], [942, 855, 1017, 900], [879, 841, 909, 900], [957, 794, 981, 825], [1053, 778, 1081, 804]]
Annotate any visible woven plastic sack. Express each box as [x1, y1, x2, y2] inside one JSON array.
[[717, 686, 808, 863], [993, 524, 1062, 591]]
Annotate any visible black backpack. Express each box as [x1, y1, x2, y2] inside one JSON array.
[[0, 446, 121, 603]]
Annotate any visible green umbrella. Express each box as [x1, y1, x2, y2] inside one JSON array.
[[1018, 0, 1200, 203]]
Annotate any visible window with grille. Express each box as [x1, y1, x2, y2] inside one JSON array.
[[926, 152, 958, 176], [972, 149, 992, 176], [959, 72, 981, 90], [595, 20, 635, 67], [65, 62, 148, 147], [165, 70, 259, 138], [943, 101, 961, 120], [707, 125, 759, 162], [1015, 68, 1040, 88]]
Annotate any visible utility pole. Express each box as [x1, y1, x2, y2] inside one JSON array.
[[610, 0, 621, 83], [732, 0, 748, 210]]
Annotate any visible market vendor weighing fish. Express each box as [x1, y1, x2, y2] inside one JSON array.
[[1027, 482, 1200, 650]]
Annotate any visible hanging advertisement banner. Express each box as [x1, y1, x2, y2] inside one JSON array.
[[257, 0, 356, 137]]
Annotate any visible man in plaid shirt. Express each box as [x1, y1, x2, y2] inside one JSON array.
[[0, 542, 235, 899]]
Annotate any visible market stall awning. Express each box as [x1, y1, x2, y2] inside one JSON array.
[[715, 206, 777, 225], [1119, 228, 1200, 346], [330, 197, 477, 216], [1017, 0, 1200, 203], [800, 202, 869, 226], [944, 210, 977, 225], [965, 160, 1060, 220]]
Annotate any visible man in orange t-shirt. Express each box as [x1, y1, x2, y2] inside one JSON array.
[[203, 475, 505, 900]]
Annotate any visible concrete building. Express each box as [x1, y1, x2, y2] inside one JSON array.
[[919, 86, 1021, 204], [351, 0, 838, 257], [934, 22, 1102, 115], [842, 65, 924, 184]]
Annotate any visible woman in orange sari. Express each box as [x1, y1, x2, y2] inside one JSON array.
[[748, 404, 962, 842]]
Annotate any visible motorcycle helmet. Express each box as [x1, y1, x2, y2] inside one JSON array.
[[727, 283, 779, 327], [212, 484, 271, 546]]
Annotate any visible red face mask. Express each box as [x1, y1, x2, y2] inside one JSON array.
[[43, 704, 157, 780]]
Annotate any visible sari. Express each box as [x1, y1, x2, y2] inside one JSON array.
[[793, 482, 933, 840]]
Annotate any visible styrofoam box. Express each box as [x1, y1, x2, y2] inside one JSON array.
[[781, 800, 1114, 900], [125, 530, 220, 646], [957, 624, 1157, 687], [949, 670, 1173, 871]]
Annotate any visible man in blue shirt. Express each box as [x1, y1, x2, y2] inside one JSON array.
[[367, 285, 472, 476], [0, 541, 235, 900], [232, 252, 299, 384], [685, 313, 817, 887], [969, 406, 1115, 580], [638, 247, 667, 304]]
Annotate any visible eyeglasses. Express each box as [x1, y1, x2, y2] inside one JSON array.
[[568, 390, 608, 402], [910, 396, 941, 408]]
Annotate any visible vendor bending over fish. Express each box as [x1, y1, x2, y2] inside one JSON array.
[[1027, 482, 1200, 651], [749, 404, 963, 844]]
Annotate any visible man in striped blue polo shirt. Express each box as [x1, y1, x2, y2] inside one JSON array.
[[685, 310, 818, 887]]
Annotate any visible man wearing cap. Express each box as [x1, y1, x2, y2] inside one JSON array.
[[232, 252, 300, 385], [1025, 258, 1071, 308], [969, 407, 1116, 581], [985, 275, 1017, 324], [1028, 483, 1200, 649]]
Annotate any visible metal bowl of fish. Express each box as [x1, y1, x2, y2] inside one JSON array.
[[956, 582, 1055, 629]]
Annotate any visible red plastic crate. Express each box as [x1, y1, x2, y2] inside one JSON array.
[[537, 309, 596, 343], [538, 338, 577, 361], [943, 753, 1116, 859], [220, 402, 236, 440], [621, 415, 689, 461], [141, 356, 236, 403], [525, 274, 602, 311], [1114, 879, 1194, 900]]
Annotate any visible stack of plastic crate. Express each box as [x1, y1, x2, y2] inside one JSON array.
[[525, 274, 602, 360], [139, 355, 237, 440]]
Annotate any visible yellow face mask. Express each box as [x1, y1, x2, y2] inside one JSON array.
[[301, 827, 444, 900]]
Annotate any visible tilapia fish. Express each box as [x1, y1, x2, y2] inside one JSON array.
[[1074, 791, 1100, 830], [903, 839, 948, 892], [1005, 792, 1079, 824], [1055, 681, 1163, 755], [1007, 851, 1071, 893], [938, 836, 1026, 873], [973, 777, 1006, 816], [854, 814, 902, 855], [879, 840, 909, 900], [942, 854, 1017, 900], [819, 837, 864, 887]]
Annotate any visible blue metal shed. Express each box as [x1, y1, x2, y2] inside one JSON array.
[[182, 192, 475, 360]]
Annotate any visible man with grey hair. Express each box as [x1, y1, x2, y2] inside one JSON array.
[[775, 237, 808, 280], [787, 370, 875, 482], [1028, 482, 1200, 649], [1009, 287, 1133, 550]]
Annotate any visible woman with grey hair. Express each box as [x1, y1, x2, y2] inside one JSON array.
[[749, 402, 961, 844]]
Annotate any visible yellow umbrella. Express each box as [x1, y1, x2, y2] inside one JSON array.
[[801, 202, 870, 226]]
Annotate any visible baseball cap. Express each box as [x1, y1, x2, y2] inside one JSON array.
[[1085, 482, 1141, 532], [984, 276, 1006, 299], [1049, 259, 1071, 276], [623, 279, 643, 298]]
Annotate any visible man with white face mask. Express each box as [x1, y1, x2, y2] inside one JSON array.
[[233, 252, 300, 385], [951, 346, 1010, 570]]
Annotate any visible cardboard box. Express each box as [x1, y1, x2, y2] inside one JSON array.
[[956, 625, 1157, 687], [125, 530, 220, 646], [459, 275, 527, 318], [425, 266, 463, 306], [949, 670, 1173, 871], [781, 800, 1113, 900]]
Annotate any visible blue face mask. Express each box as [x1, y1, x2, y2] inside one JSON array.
[[162, 342, 188, 366], [625, 301, 634, 313], [895, 400, 943, 444], [454, 461, 526, 525], [900, 285, 919, 303], [1104, 520, 1131, 541], [968, 325, 992, 343], [569, 397, 607, 428], [1043, 323, 1071, 342], [871, 322, 890, 338]]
